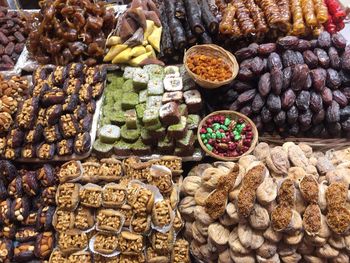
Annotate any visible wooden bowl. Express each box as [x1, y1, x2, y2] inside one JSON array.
[[183, 44, 239, 89], [197, 111, 258, 161]]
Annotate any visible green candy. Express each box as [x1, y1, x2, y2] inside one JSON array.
[[207, 128, 213, 133], [201, 134, 206, 140], [213, 123, 220, 131], [220, 125, 228, 131], [206, 144, 213, 151], [224, 118, 231, 126], [203, 139, 208, 144], [216, 131, 222, 138], [235, 135, 241, 141], [211, 134, 216, 139]]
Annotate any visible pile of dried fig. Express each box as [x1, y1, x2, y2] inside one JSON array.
[[180, 142, 350, 262]]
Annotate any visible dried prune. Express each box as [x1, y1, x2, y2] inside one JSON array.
[[233, 81, 254, 92], [235, 46, 257, 61], [328, 122, 341, 137], [287, 106, 298, 124], [267, 52, 283, 71], [250, 57, 264, 75], [277, 36, 299, 49], [291, 64, 309, 91], [305, 74, 312, 90], [282, 67, 292, 90], [314, 48, 330, 68], [240, 58, 253, 69], [258, 73, 271, 97], [321, 87, 333, 106], [266, 93, 281, 113], [342, 87, 350, 100], [261, 107, 273, 123], [258, 43, 276, 55], [332, 90, 348, 107], [295, 51, 304, 64], [281, 89, 296, 110], [326, 101, 340, 123], [262, 58, 268, 72], [252, 94, 265, 113], [331, 33, 347, 50], [271, 67, 283, 95], [282, 50, 299, 67], [237, 89, 256, 106], [317, 31, 331, 49], [240, 105, 252, 117], [237, 67, 254, 81], [328, 47, 341, 70], [296, 91, 310, 111], [340, 70, 350, 86], [310, 68, 327, 92], [340, 106, 350, 121], [296, 40, 311, 51], [303, 50, 318, 69], [326, 68, 341, 89], [341, 118, 350, 131], [298, 109, 313, 129], [310, 92, 323, 112], [341, 47, 350, 72], [274, 111, 286, 127], [289, 123, 300, 135]]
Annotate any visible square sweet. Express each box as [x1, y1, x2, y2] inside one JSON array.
[[149, 126, 166, 139], [163, 77, 183, 92], [143, 107, 160, 127], [176, 130, 195, 149], [162, 91, 183, 104], [122, 92, 139, 110], [164, 66, 180, 76], [183, 90, 202, 113], [159, 102, 180, 126], [114, 140, 132, 156], [144, 65, 164, 79], [125, 109, 137, 129], [148, 78, 164, 95], [122, 79, 134, 92], [135, 103, 146, 120], [179, 104, 188, 117], [187, 114, 201, 130], [139, 90, 148, 103], [120, 124, 140, 143], [167, 116, 187, 139], [132, 139, 152, 155], [157, 136, 174, 154], [141, 129, 157, 145], [174, 146, 195, 157], [132, 69, 149, 91], [146, 96, 162, 109], [123, 67, 137, 79], [110, 110, 125, 126]]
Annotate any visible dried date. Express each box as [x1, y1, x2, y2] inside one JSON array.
[[250, 57, 264, 75], [258, 73, 271, 96], [258, 43, 276, 55], [321, 87, 333, 106], [291, 64, 309, 91], [287, 106, 298, 124], [314, 48, 330, 68], [266, 93, 281, 113], [233, 81, 254, 92], [326, 101, 340, 123], [332, 90, 348, 107], [282, 67, 292, 90], [237, 90, 256, 106], [312, 109, 326, 125], [328, 47, 341, 70], [341, 47, 350, 73], [261, 107, 273, 123], [326, 68, 341, 89], [237, 67, 254, 81], [298, 109, 313, 130], [328, 122, 341, 137], [310, 68, 327, 92], [332, 33, 347, 50], [273, 111, 286, 127], [340, 106, 350, 121], [296, 91, 310, 111], [317, 31, 331, 49], [296, 40, 311, 51], [303, 50, 318, 69], [252, 94, 265, 113], [267, 52, 283, 71], [277, 36, 299, 50], [282, 50, 299, 67], [341, 118, 350, 131], [281, 89, 296, 110], [235, 46, 257, 61], [240, 105, 252, 117], [310, 92, 323, 112], [271, 68, 283, 95]]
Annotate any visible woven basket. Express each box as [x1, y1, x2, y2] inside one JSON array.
[[183, 44, 239, 89], [198, 110, 258, 161]]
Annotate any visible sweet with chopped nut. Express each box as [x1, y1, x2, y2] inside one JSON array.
[[102, 183, 127, 208], [79, 183, 102, 208], [152, 200, 173, 228], [96, 209, 124, 233], [93, 233, 119, 255], [56, 183, 80, 211]]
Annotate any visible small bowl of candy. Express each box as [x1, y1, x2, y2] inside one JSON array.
[[198, 111, 258, 161]]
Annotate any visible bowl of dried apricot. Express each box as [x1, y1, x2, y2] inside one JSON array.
[[184, 44, 238, 89]]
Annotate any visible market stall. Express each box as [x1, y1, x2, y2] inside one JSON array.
[[0, 0, 349, 262]]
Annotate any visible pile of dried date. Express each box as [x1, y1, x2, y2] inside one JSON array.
[[0, 7, 27, 71], [180, 142, 350, 263], [0, 160, 57, 262], [26, 0, 115, 65], [204, 32, 350, 138]]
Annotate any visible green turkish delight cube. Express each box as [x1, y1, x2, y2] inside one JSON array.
[[144, 64, 164, 79], [108, 76, 124, 90], [187, 114, 201, 130], [163, 76, 183, 92], [120, 124, 140, 143], [141, 128, 156, 145], [135, 103, 146, 120], [122, 92, 139, 110], [176, 130, 195, 148], [132, 138, 152, 155], [125, 109, 137, 129], [143, 107, 160, 127], [147, 78, 164, 95], [110, 110, 125, 126], [139, 90, 148, 103], [164, 66, 180, 76], [122, 79, 134, 92], [157, 135, 174, 154], [168, 116, 187, 139]]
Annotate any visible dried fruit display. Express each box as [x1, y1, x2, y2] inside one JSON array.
[[51, 156, 190, 262], [26, 0, 116, 65], [0, 64, 106, 160], [95, 65, 202, 158], [0, 160, 57, 263], [181, 142, 350, 262], [0, 7, 27, 71], [205, 32, 350, 138]]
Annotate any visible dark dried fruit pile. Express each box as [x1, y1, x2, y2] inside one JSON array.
[[0, 7, 27, 70], [0, 160, 57, 262], [207, 32, 350, 138]]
